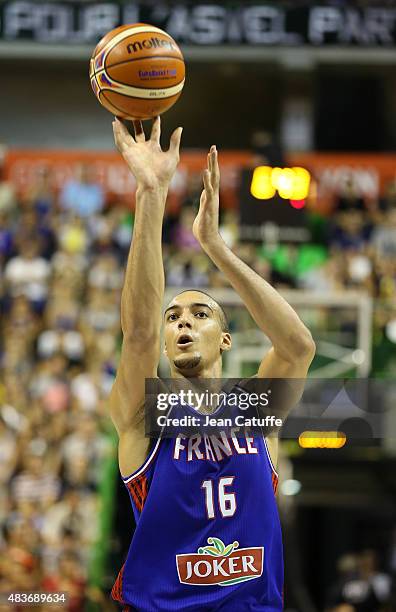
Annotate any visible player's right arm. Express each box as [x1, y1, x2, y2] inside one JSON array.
[[109, 117, 182, 476]]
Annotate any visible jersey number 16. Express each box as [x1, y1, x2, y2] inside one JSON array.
[[201, 476, 236, 519]]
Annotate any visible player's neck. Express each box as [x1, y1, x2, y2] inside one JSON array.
[[168, 369, 224, 414], [171, 361, 222, 379]]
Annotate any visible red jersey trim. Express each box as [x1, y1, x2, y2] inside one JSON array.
[[271, 471, 279, 495], [126, 472, 149, 513], [111, 562, 126, 604]]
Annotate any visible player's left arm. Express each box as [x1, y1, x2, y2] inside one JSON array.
[[193, 146, 315, 447]]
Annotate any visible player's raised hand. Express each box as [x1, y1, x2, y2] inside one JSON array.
[[193, 145, 221, 247], [112, 116, 183, 190]]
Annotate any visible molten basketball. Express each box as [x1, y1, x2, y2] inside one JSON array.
[[89, 23, 185, 120]]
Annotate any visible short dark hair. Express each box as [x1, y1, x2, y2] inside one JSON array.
[[174, 289, 230, 333]]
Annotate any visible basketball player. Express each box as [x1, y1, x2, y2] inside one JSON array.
[[110, 116, 315, 611]]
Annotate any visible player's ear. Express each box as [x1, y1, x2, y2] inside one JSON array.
[[220, 333, 232, 353]]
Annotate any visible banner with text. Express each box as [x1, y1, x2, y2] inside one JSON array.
[[4, 149, 396, 214], [1, 2, 396, 47]]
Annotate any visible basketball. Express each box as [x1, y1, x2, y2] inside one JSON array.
[[89, 23, 185, 120]]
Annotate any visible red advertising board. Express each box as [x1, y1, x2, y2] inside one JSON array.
[[4, 149, 396, 213], [3, 149, 251, 211]]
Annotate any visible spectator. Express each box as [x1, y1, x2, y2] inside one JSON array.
[[41, 489, 98, 551], [88, 252, 123, 291], [9, 296, 40, 337], [59, 164, 104, 218], [37, 328, 85, 362], [70, 368, 99, 413], [334, 177, 366, 213], [167, 252, 210, 287], [80, 287, 120, 336], [379, 178, 396, 213], [326, 550, 392, 612], [171, 206, 200, 251], [42, 551, 86, 612], [58, 215, 89, 255], [328, 210, 371, 252], [0, 414, 18, 522], [61, 413, 110, 487], [0, 415, 18, 485], [0, 211, 14, 264], [371, 208, 396, 261], [11, 453, 60, 510], [4, 239, 51, 311], [14, 207, 57, 260], [26, 166, 56, 219]]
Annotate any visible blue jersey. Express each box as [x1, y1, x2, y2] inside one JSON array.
[[112, 387, 283, 611]]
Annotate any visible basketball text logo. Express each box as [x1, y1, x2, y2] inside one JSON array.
[[176, 537, 263, 586], [127, 37, 177, 54]]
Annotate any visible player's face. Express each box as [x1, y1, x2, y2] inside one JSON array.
[[163, 291, 231, 374]]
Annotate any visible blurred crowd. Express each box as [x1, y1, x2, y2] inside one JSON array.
[[325, 549, 395, 612], [0, 164, 118, 610], [0, 158, 395, 610]]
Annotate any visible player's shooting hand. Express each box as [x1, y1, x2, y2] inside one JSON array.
[[112, 117, 183, 190], [193, 146, 221, 247]]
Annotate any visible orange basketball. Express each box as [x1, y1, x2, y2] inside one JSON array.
[[89, 23, 185, 120]]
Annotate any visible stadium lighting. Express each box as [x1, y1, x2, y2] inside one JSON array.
[[250, 166, 311, 202], [298, 431, 347, 449], [250, 166, 276, 199], [273, 167, 295, 199]]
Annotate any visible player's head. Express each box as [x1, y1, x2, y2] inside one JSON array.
[[163, 290, 231, 376]]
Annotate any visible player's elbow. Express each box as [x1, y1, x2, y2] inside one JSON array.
[[290, 328, 316, 362]]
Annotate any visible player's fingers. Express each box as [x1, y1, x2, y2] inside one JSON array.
[[112, 120, 126, 152], [203, 169, 213, 197], [206, 148, 214, 183], [114, 118, 135, 148], [210, 146, 220, 188], [112, 121, 120, 148], [150, 116, 161, 145], [133, 120, 145, 142], [169, 127, 183, 158], [207, 146, 217, 178]]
